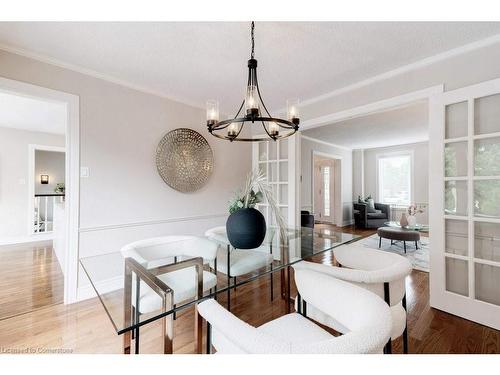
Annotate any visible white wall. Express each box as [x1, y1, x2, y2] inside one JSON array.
[[300, 137, 353, 226], [354, 141, 429, 224], [0, 49, 252, 292], [35, 150, 65, 195], [0, 126, 65, 240]]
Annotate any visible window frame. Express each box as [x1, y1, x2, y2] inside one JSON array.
[[376, 150, 414, 206]]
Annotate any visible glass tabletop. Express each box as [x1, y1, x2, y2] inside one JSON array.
[[80, 226, 359, 335], [384, 221, 429, 232]]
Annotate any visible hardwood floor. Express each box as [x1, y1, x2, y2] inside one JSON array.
[[0, 228, 498, 354], [0, 241, 63, 321]]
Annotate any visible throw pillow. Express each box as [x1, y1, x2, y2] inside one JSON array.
[[366, 198, 375, 209]]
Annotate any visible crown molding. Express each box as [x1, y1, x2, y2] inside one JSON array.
[[0, 42, 204, 110], [275, 33, 500, 114], [3, 31, 500, 116]]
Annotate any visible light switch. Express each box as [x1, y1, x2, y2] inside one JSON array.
[[18, 178, 26, 185], [80, 167, 90, 178]]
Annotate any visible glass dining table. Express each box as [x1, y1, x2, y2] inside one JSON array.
[[79, 225, 360, 354]]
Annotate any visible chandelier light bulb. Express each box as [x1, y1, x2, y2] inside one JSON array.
[[228, 123, 238, 137], [269, 122, 279, 137], [206, 100, 219, 125], [287, 99, 300, 124], [245, 85, 259, 117]]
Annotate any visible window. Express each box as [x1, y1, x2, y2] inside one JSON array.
[[323, 166, 330, 216], [378, 154, 412, 205]]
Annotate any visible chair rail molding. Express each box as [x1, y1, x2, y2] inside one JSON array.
[[79, 213, 228, 233]]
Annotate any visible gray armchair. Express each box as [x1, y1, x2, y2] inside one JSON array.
[[353, 202, 390, 229]]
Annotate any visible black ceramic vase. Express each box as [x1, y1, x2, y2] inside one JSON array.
[[226, 208, 266, 249]]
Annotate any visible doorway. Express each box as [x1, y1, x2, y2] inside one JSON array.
[[312, 152, 341, 225], [0, 77, 79, 307]]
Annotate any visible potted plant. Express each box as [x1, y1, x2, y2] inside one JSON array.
[[226, 169, 285, 249]]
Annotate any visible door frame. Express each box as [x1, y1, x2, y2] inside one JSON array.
[[429, 77, 500, 329], [300, 85, 443, 227], [311, 150, 342, 225], [0, 77, 80, 305]]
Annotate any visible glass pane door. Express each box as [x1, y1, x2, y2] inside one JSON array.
[[432, 79, 500, 330], [254, 139, 290, 227]]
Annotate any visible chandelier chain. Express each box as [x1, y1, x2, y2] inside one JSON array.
[[251, 21, 255, 59]]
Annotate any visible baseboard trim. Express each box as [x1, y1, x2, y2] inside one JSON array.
[[341, 220, 355, 227], [77, 275, 123, 302], [0, 233, 54, 247], [79, 213, 228, 233]]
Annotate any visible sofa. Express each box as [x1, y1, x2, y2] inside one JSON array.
[[353, 202, 390, 229]]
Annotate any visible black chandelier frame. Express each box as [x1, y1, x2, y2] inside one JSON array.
[[207, 22, 300, 142]]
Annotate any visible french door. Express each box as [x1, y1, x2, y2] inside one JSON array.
[[429, 78, 500, 329], [252, 136, 298, 228]]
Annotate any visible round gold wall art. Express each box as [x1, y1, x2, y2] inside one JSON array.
[[156, 128, 214, 193]]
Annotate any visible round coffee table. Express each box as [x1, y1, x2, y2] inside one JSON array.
[[377, 226, 420, 253]]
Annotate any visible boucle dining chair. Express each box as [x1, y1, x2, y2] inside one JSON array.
[[120, 235, 219, 351], [205, 226, 274, 311], [292, 244, 412, 353], [198, 268, 392, 354]]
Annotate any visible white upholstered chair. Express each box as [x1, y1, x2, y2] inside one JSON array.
[[198, 268, 392, 354], [292, 244, 412, 353], [205, 226, 275, 310], [120, 235, 219, 314]]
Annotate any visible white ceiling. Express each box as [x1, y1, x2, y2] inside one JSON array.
[[0, 22, 500, 114], [302, 101, 428, 149], [0, 91, 66, 134]]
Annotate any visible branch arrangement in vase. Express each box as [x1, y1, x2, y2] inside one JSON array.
[[228, 169, 287, 239]]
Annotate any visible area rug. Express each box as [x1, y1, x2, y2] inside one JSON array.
[[356, 234, 429, 272]]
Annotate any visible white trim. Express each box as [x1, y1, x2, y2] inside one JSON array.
[[300, 135, 352, 151], [0, 76, 80, 305], [301, 85, 443, 131], [0, 233, 53, 247], [79, 213, 228, 233], [277, 34, 500, 114], [0, 43, 203, 110], [375, 150, 415, 206], [77, 275, 124, 302], [28, 144, 65, 236]]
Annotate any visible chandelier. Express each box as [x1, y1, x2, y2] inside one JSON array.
[[206, 22, 300, 142]]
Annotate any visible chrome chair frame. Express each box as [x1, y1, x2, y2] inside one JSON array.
[[123, 256, 204, 354]]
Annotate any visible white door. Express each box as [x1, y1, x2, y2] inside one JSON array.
[[429, 77, 500, 329], [313, 160, 335, 223]]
